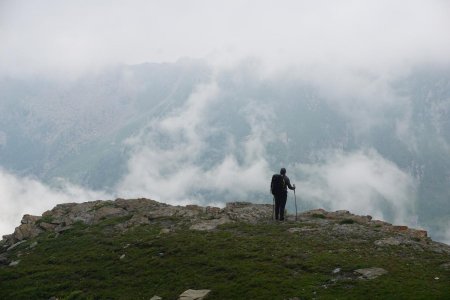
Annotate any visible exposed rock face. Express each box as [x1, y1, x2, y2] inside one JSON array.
[[0, 198, 445, 257], [13, 224, 42, 241]]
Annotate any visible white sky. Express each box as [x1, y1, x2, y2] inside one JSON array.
[[1, 0, 450, 77]]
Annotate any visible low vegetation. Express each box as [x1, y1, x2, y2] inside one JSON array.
[[1, 215, 449, 299]]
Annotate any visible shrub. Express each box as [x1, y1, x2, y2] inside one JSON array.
[[339, 219, 355, 225], [311, 213, 326, 219]]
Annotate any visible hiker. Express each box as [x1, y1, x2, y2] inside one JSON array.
[[271, 168, 296, 221]]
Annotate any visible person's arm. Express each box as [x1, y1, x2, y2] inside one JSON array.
[[285, 176, 295, 190]]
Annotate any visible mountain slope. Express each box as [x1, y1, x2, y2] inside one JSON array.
[[1, 199, 449, 299]]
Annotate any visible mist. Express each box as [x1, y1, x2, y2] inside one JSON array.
[[2, 0, 450, 77], [1, 1, 450, 244], [0, 169, 109, 237]]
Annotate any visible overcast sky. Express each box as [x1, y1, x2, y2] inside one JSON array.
[[1, 0, 450, 77]]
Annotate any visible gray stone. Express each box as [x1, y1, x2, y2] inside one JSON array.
[[7, 240, 26, 251], [150, 296, 162, 300], [9, 260, 20, 267], [128, 214, 150, 226], [354, 267, 388, 279], [93, 206, 128, 223], [374, 237, 402, 247], [21, 214, 41, 224], [29, 241, 38, 249], [14, 223, 42, 241], [179, 289, 211, 300], [114, 198, 161, 212], [39, 222, 57, 231]]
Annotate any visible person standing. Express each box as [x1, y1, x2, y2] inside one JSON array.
[[270, 168, 296, 221]]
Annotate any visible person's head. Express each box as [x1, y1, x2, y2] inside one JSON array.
[[280, 168, 286, 175]]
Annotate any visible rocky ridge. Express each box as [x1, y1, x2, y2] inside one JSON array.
[[2, 198, 449, 262]]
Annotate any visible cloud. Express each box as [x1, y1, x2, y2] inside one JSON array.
[[0, 169, 109, 237], [115, 79, 274, 203], [438, 224, 450, 245], [115, 70, 418, 230], [292, 149, 417, 224], [1, 0, 450, 77]]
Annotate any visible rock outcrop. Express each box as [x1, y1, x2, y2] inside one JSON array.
[[1, 198, 448, 258], [1, 199, 272, 248]]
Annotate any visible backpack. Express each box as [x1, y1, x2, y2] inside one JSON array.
[[271, 174, 286, 195]]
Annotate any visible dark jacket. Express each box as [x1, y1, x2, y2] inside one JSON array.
[[282, 175, 295, 192]]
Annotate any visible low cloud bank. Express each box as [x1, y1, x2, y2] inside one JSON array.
[[115, 77, 419, 231], [115, 81, 274, 204], [0, 169, 109, 238], [290, 150, 417, 225]]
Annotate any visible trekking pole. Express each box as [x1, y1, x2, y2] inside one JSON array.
[[294, 188, 297, 221], [272, 196, 275, 220]]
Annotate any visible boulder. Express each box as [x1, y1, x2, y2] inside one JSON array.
[[6, 240, 26, 251], [21, 214, 41, 224], [114, 198, 162, 212], [127, 214, 150, 226], [205, 206, 221, 216], [179, 289, 211, 300], [14, 224, 42, 241], [93, 206, 128, 223], [9, 260, 20, 267], [354, 267, 388, 279], [39, 222, 58, 231], [408, 229, 428, 238]]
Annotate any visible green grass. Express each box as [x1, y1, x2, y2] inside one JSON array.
[[0, 220, 449, 299], [311, 213, 326, 219], [36, 214, 54, 225]]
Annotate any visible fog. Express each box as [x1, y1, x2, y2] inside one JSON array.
[[2, 0, 450, 77], [1, 1, 450, 243], [0, 169, 109, 237]]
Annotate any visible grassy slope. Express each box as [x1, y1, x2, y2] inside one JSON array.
[[0, 217, 449, 300]]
